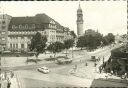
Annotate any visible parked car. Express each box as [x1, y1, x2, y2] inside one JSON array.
[[91, 56, 98, 62], [37, 66, 50, 74]]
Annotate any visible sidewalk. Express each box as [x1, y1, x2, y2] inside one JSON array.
[[1, 80, 7, 88], [10, 77, 19, 88]]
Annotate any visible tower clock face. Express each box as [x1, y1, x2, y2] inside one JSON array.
[[79, 16, 81, 20], [78, 15, 82, 21]]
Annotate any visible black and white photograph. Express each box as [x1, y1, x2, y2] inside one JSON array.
[[0, 0, 128, 88]]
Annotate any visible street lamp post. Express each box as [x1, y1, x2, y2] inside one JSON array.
[[72, 46, 73, 58], [126, 25, 128, 52]]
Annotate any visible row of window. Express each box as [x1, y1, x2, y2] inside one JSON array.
[[9, 36, 32, 40], [1, 38, 5, 41], [50, 30, 56, 33], [10, 43, 25, 49], [9, 31, 36, 35], [0, 32, 6, 35], [12, 24, 35, 29], [0, 20, 6, 24], [49, 24, 57, 29]]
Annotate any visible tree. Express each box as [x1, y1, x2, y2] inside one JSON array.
[[103, 33, 115, 45], [84, 29, 103, 50], [70, 31, 77, 39], [76, 36, 86, 50], [47, 42, 64, 57], [102, 36, 109, 46], [29, 32, 47, 59], [107, 33, 115, 44], [64, 39, 74, 55]]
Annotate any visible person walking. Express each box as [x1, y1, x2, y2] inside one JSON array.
[[110, 70, 114, 76], [7, 82, 11, 88], [73, 65, 77, 72], [103, 56, 105, 64], [7, 77, 11, 88], [85, 62, 88, 66], [11, 71, 14, 78], [98, 57, 100, 61], [94, 62, 97, 67]]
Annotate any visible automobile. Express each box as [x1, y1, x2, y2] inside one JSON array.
[[37, 66, 50, 74], [56, 58, 72, 65], [90, 56, 98, 62]]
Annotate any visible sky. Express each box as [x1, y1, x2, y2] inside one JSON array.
[[0, 1, 127, 35]]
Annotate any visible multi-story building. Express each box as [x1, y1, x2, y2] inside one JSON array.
[[0, 14, 11, 51], [6, 13, 72, 51]]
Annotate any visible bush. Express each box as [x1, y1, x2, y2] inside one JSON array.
[[111, 46, 128, 58], [44, 57, 56, 61], [56, 56, 69, 59], [26, 59, 42, 63], [44, 56, 69, 61]]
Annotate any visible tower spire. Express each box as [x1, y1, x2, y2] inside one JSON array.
[[78, 0, 81, 10]]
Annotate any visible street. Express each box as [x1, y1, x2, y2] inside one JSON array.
[[1, 44, 128, 88]]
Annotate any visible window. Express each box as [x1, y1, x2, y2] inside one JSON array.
[[1, 32, 5, 34], [32, 24, 35, 29], [2, 25, 6, 29], [16, 44, 18, 48], [21, 37, 24, 40], [28, 37, 31, 40], [21, 44, 24, 48], [12, 25, 15, 29], [19, 25, 22, 29], [2, 21, 5, 24], [25, 24, 28, 29], [13, 44, 15, 48], [10, 44, 12, 48], [2, 38, 5, 41]]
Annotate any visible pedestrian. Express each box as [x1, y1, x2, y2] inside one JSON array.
[[1, 73, 4, 80], [7, 81, 11, 88], [98, 57, 100, 61], [80, 59, 82, 63], [99, 68, 102, 73], [75, 65, 77, 69], [110, 70, 114, 76], [94, 62, 97, 67], [11, 71, 14, 78], [85, 62, 88, 66], [73, 65, 77, 72], [103, 56, 105, 64], [124, 73, 127, 79], [105, 73, 108, 80], [4, 72, 7, 80]]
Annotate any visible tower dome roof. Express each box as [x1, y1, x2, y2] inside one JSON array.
[[77, 2, 82, 12]]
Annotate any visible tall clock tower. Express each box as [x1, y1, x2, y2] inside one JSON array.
[[76, 3, 84, 37]]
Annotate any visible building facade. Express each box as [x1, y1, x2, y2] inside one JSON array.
[[0, 14, 12, 51], [76, 3, 84, 37], [1, 13, 73, 51]]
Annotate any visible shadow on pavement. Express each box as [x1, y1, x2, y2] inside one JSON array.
[[90, 78, 128, 87]]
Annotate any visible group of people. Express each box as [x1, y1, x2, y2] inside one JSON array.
[[1, 71, 14, 88]]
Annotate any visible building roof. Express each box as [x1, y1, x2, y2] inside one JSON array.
[[9, 17, 37, 24], [77, 2, 82, 12], [9, 13, 63, 31]]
